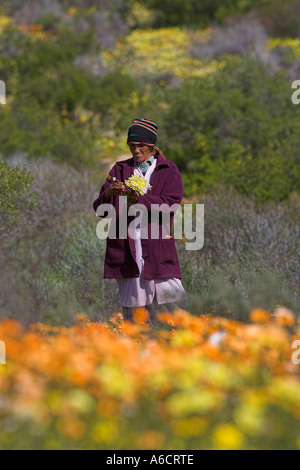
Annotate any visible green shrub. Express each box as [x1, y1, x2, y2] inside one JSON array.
[[163, 59, 300, 203], [181, 262, 300, 322], [178, 187, 300, 320], [142, 0, 260, 27], [0, 159, 122, 325], [252, 0, 300, 38], [0, 158, 37, 237], [0, 19, 138, 167]]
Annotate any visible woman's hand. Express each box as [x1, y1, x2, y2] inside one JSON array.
[[104, 181, 126, 202], [126, 188, 139, 206]]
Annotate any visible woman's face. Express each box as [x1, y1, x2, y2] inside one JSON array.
[[128, 142, 154, 163]]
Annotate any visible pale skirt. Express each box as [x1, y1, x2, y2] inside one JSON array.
[[116, 157, 187, 308]]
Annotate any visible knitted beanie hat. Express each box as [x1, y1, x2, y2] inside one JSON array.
[[127, 118, 158, 146]]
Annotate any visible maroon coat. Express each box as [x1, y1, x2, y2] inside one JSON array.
[[93, 154, 183, 280]]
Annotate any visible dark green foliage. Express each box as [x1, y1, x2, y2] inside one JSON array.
[[142, 0, 259, 27], [84, 71, 138, 121], [0, 22, 137, 167], [35, 12, 60, 31], [163, 60, 300, 203], [0, 158, 37, 237], [253, 0, 300, 38]]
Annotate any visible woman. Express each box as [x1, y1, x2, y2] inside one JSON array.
[[93, 118, 188, 323]]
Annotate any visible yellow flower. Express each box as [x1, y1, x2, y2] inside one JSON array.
[[92, 421, 119, 444], [213, 424, 245, 450], [171, 417, 207, 437], [125, 174, 151, 195], [68, 7, 78, 16]]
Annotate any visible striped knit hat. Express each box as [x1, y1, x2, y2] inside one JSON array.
[[127, 118, 158, 146]]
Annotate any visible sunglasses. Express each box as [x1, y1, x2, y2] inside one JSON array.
[[128, 142, 153, 151]]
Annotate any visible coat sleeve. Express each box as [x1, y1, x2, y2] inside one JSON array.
[[92, 164, 118, 215], [137, 162, 183, 212]]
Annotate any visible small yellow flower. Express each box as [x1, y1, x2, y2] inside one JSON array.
[[125, 174, 151, 195], [213, 424, 245, 450]]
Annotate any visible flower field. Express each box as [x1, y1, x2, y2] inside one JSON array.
[[0, 307, 300, 450]]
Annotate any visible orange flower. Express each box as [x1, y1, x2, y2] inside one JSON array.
[[0, 306, 299, 450], [136, 431, 165, 450], [75, 313, 90, 325], [249, 308, 272, 324], [133, 307, 149, 324], [56, 417, 86, 440]]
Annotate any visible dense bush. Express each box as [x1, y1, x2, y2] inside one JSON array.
[[252, 0, 300, 38], [191, 18, 267, 59], [142, 0, 260, 28], [162, 59, 300, 203], [178, 187, 300, 320], [0, 21, 138, 167], [0, 158, 37, 239], [0, 160, 121, 325]]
